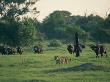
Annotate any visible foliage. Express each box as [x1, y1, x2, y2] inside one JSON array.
[[1, 7, 110, 46], [0, 0, 40, 46], [0, 19, 20, 46], [48, 39, 62, 47], [41, 11, 110, 43], [18, 18, 38, 46], [0, 18, 38, 46], [40, 11, 71, 39], [0, 0, 39, 20], [92, 28, 110, 42]]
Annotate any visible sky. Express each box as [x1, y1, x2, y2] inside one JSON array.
[[33, 0, 110, 21]]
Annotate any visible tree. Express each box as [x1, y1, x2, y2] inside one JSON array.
[[40, 10, 88, 42], [18, 18, 38, 46], [65, 25, 87, 42], [71, 14, 105, 41], [92, 28, 110, 42], [0, 0, 40, 46], [92, 14, 110, 42], [104, 14, 110, 29], [40, 10, 71, 39], [0, 0, 39, 20], [0, 19, 20, 46]]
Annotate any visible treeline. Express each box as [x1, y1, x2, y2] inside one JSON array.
[[40, 11, 110, 43], [0, 10, 110, 46]]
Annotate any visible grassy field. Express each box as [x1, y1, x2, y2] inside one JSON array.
[[0, 44, 110, 82]]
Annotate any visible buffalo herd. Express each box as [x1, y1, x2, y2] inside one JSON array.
[[67, 43, 107, 58], [0, 43, 108, 59], [0, 44, 43, 55], [0, 45, 23, 55]]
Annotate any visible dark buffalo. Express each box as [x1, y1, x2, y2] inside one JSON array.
[[4, 47, 17, 55], [6, 47, 12, 55], [67, 44, 84, 54], [33, 45, 43, 54], [67, 44, 74, 54], [16, 47, 23, 55], [90, 44, 107, 58], [0, 46, 11, 55], [0, 45, 6, 55], [0, 45, 22, 55]]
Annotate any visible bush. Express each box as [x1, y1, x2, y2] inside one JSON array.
[[48, 40, 62, 47]]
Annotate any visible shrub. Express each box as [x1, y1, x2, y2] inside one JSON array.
[[48, 40, 62, 47]]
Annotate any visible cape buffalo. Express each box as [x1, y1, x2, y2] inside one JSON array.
[[33, 45, 43, 54], [90, 44, 107, 58]]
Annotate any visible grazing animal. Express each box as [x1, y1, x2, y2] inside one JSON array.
[[90, 44, 107, 58], [11, 47, 17, 54], [0, 45, 23, 55], [54, 56, 71, 64], [0, 45, 6, 55], [4, 47, 17, 55], [6, 47, 17, 55], [67, 44, 84, 57], [99, 45, 107, 57], [16, 47, 23, 55], [33, 45, 43, 54], [67, 44, 74, 54]]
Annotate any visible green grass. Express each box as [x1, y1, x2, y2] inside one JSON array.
[[0, 45, 110, 82]]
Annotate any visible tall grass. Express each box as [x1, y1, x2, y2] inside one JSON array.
[[0, 44, 110, 82]]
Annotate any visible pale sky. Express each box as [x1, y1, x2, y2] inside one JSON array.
[[34, 0, 110, 21]]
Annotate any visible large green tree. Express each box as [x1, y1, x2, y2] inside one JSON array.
[[41, 10, 71, 39], [41, 10, 87, 41], [0, 0, 40, 46]]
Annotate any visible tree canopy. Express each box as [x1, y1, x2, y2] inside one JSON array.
[[0, 8, 110, 46], [40, 10, 110, 43], [0, 0, 39, 46]]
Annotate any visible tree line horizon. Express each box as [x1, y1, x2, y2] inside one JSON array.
[[0, 0, 110, 46]]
